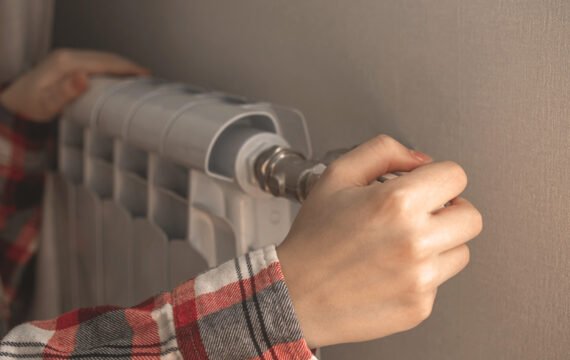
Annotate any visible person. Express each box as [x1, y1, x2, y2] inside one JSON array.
[[0, 49, 482, 359]]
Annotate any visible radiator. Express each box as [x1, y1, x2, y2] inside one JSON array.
[[49, 77, 312, 311]]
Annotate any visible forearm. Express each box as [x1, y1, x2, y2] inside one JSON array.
[[0, 246, 317, 359]]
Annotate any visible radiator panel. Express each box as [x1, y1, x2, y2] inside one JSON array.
[[101, 202, 132, 307], [47, 77, 309, 313], [74, 186, 103, 307], [132, 220, 169, 303]]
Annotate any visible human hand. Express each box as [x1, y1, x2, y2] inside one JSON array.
[[0, 49, 148, 122], [277, 135, 483, 348]]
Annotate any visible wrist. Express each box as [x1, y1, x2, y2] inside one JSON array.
[[0, 84, 55, 144], [276, 241, 320, 348], [0, 86, 43, 123], [0, 86, 22, 118]]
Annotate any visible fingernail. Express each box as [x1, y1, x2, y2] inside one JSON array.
[[410, 149, 432, 162]]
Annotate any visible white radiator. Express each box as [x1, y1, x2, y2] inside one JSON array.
[[48, 77, 312, 311]]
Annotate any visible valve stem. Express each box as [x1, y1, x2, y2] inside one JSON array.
[[254, 145, 408, 203], [254, 146, 325, 203]]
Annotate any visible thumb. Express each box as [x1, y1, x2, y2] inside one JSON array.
[[322, 135, 432, 189]]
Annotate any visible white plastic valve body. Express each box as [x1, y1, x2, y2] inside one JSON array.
[[58, 76, 311, 308], [65, 77, 311, 190]]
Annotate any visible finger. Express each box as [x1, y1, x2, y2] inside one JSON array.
[[75, 50, 150, 76], [322, 135, 432, 190], [43, 72, 89, 116], [50, 49, 149, 77], [434, 244, 470, 287], [385, 161, 468, 211], [426, 197, 483, 253]]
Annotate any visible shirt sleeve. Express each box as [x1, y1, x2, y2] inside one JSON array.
[[0, 246, 318, 360], [0, 99, 54, 330]]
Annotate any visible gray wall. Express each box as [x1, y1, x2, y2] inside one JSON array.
[[0, 0, 53, 82], [54, 1, 570, 359]]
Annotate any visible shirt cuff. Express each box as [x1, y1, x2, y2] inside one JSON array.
[[0, 106, 54, 147], [172, 245, 317, 359]]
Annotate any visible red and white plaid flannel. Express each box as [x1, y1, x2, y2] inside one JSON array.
[[0, 100, 316, 359]]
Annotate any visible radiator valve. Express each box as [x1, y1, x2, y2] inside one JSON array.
[[254, 146, 406, 203], [254, 146, 326, 203]]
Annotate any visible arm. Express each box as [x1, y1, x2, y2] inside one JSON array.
[[0, 246, 316, 359], [0, 49, 483, 354], [0, 49, 148, 330], [0, 134, 482, 358], [0, 50, 316, 359]]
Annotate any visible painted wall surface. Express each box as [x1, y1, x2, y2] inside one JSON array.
[[54, 1, 570, 359], [0, 0, 53, 82]]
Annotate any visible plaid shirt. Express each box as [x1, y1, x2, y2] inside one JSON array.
[[0, 102, 316, 359], [0, 104, 53, 333]]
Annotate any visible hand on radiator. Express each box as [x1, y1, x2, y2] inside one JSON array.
[[0, 48, 148, 122], [277, 134, 483, 348]]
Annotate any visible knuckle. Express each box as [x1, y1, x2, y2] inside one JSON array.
[[443, 161, 468, 186], [381, 187, 430, 260], [367, 135, 399, 156], [322, 161, 345, 182], [408, 265, 437, 293], [382, 186, 413, 214], [413, 297, 435, 323], [402, 294, 435, 329], [372, 134, 397, 148], [50, 48, 73, 67], [364, 134, 398, 159], [400, 238, 424, 260]]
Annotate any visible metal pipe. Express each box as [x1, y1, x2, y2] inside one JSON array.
[[254, 145, 406, 203], [254, 146, 324, 202]]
